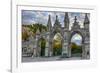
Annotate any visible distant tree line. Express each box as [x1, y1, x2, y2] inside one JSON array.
[[22, 23, 47, 41], [70, 42, 82, 54]]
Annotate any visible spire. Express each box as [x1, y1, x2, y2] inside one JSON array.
[[84, 13, 90, 31], [84, 13, 90, 24], [54, 15, 61, 27], [74, 16, 78, 24], [47, 15, 52, 31], [71, 16, 80, 30], [64, 12, 69, 29]]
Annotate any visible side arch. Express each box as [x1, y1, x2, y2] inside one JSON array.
[[69, 31, 85, 44], [68, 30, 85, 58]]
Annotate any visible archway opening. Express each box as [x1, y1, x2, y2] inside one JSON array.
[[52, 33, 62, 56], [39, 38, 46, 56], [70, 33, 83, 57]]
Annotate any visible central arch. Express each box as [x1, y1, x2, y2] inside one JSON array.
[[52, 31, 63, 56]]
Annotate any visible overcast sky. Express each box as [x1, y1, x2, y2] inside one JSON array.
[[22, 10, 90, 29], [71, 33, 82, 45]]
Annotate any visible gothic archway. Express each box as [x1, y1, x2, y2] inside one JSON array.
[[40, 38, 46, 56], [52, 32, 63, 56], [38, 37, 46, 57], [69, 31, 84, 57]]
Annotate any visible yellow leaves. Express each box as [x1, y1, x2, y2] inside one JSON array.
[[53, 40, 62, 49], [53, 33, 62, 49], [22, 27, 29, 41], [53, 33, 62, 40], [70, 42, 82, 49]]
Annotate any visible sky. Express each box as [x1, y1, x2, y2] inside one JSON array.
[[71, 33, 82, 45], [22, 10, 90, 29]]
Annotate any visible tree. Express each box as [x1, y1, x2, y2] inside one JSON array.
[[40, 38, 46, 49], [22, 27, 29, 41], [40, 38, 46, 56], [70, 42, 82, 54]]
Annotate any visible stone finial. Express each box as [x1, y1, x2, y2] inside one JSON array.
[[71, 16, 80, 30], [64, 12, 69, 29], [54, 15, 61, 27], [84, 13, 90, 24], [74, 16, 77, 22], [47, 14, 52, 31], [73, 16, 79, 25]]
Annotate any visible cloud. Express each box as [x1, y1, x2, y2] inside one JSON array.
[[71, 33, 82, 45], [22, 10, 90, 29]]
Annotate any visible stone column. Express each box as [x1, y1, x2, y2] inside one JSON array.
[[44, 32, 51, 57], [35, 34, 40, 57], [68, 44, 71, 57], [35, 35, 38, 57], [83, 44, 90, 59], [82, 44, 86, 59], [62, 40, 69, 56], [81, 44, 84, 59], [87, 44, 90, 59], [62, 31, 69, 57], [69, 31, 72, 57], [82, 35, 90, 59], [49, 39, 53, 56], [42, 35, 48, 57], [48, 32, 53, 57], [45, 41, 49, 57]]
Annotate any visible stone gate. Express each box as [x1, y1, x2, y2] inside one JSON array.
[[33, 12, 90, 59]]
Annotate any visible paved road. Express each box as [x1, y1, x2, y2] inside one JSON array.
[[22, 56, 85, 62]]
